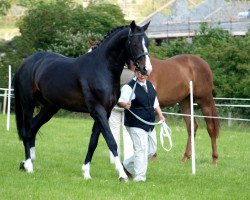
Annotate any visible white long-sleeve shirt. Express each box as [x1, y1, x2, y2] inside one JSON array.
[[118, 77, 159, 109]]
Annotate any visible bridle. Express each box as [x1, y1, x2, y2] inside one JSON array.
[[128, 29, 149, 75]]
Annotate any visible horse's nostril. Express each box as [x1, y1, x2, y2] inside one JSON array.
[[141, 67, 148, 75]]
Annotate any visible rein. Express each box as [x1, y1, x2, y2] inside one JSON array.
[[128, 79, 173, 152]]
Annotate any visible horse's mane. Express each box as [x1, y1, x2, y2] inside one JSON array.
[[92, 25, 129, 50]]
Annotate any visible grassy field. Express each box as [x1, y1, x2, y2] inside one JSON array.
[[0, 115, 249, 200]]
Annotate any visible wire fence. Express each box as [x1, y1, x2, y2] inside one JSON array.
[[0, 66, 249, 132]]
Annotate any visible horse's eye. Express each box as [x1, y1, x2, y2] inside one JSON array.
[[132, 42, 138, 47]]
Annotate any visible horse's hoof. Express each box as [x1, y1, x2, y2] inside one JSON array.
[[119, 177, 129, 183], [82, 172, 92, 180], [83, 175, 92, 181], [19, 159, 34, 173], [150, 153, 157, 162], [19, 161, 25, 170], [181, 155, 190, 163], [212, 159, 218, 166]]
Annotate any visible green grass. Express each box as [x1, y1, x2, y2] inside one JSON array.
[[0, 115, 249, 200]]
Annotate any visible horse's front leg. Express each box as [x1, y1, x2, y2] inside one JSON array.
[[85, 105, 128, 182], [82, 122, 101, 180]]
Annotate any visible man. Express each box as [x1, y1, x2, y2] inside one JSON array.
[[109, 68, 134, 163], [118, 69, 165, 182]]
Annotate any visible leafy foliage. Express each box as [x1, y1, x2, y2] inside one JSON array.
[[18, 0, 79, 50], [0, 0, 126, 86], [0, 0, 11, 16], [47, 30, 102, 57], [0, 1, 249, 117], [150, 23, 250, 101], [17, 1, 126, 51], [82, 3, 126, 35]]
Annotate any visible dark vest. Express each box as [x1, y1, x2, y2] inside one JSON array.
[[124, 79, 156, 131]]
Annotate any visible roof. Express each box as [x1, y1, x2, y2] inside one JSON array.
[[139, 0, 250, 39]]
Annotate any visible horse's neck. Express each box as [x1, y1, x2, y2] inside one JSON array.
[[100, 29, 129, 79], [120, 68, 134, 86]]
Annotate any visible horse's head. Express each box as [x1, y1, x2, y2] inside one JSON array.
[[127, 21, 152, 76]]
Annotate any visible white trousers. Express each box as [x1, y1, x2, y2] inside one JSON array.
[[123, 127, 157, 182], [109, 108, 134, 163]]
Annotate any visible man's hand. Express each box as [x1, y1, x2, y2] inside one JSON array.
[[124, 102, 131, 109], [159, 113, 166, 122], [118, 102, 131, 110]]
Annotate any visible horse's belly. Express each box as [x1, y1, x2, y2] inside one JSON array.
[[157, 84, 189, 106], [38, 86, 87, 112], [61, 104, 88, 113], [57, 95, 87, 111]]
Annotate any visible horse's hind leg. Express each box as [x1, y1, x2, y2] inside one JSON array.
[[29, 106, 59, 161], [179, 97, 198, 163], [196, 97, 219, 165], [19, 104, 35, 173], [20, 104, 58, 172]]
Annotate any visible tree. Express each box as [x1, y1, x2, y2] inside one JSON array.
[[149, 24, 250, 102], [0, 0, 11, 16], [0, 0, 127, 87], [17, 1, 126, 52]]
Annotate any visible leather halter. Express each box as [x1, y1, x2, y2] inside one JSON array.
[[128, 29, 149, 75]]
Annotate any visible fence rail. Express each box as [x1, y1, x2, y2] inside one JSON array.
[[1, 65, 249, 132], [146, 18, 250, 38]]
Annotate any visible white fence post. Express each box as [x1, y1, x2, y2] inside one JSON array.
[[190, 81, 196, 174], [3, 90, 7, 114], [228, 112, 232, 127], [7, 65, 12, 131]]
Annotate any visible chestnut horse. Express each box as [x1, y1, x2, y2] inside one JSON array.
[[135, 55, 220, 165], [88, 40, 219, 164]]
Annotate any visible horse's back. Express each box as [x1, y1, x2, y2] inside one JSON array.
[[16, 51, 75, 79], [14, 52, 86, 109], [149, 54, 213, 105], [15, 51, 74, 90]]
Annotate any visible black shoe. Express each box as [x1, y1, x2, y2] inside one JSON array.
[[150, 153, 157, 162]]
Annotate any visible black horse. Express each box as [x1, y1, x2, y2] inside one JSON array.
[[13, 21, 151, 181]]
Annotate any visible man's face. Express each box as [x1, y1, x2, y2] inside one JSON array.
[[136, 70, 148, 82]]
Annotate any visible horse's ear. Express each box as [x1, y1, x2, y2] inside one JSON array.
[[88, 39, 97, 47], [125, 58, 132, 69], [130, 20, 136, 31], [142, 21, 150, 31]]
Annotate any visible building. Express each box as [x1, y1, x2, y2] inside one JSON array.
[[138, 0, 250, 41]]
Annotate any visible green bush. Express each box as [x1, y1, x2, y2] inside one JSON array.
[[0, 0, 11, 16], [0, 2, 249, 117], [47, 31, 102, 57], [0, 1, 126, 83]]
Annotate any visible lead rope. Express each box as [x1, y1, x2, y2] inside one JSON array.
[[127, 79, 173, 152]]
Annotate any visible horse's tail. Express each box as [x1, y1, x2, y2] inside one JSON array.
[[211, 99, 220, 138], [13, 73, 24, 141]]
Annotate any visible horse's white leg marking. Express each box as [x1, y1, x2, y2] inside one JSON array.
[[114, 156, 128, 181], [82, 162, 91, 180], [23, 158, 33, 173], [30, 147, 36, 161], [142, 38, 152, 75]]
